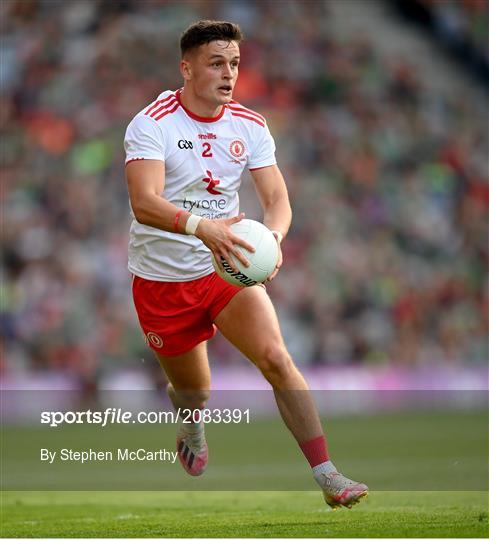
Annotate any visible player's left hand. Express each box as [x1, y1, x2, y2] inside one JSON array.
[[267, 231, 283, 281]]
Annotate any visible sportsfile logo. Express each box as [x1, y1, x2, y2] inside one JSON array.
[[220, 258, 257, 286], [40, 408, 251, 427]]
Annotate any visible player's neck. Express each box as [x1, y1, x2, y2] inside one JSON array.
[[179, 88, 223, 119]]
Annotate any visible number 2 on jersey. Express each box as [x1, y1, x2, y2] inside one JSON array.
[[202, 143, 213, 158]]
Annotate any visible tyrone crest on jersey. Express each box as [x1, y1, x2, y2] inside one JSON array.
[[229, 139, 246, 164]]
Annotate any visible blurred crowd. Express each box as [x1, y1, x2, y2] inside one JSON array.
[[393, 0, 489, 87], [1, 0, 488, 386]]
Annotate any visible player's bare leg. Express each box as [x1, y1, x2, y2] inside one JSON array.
[[215, 287, 323, 440], [155, 342, 210, 476], [155, 341, 210, 408], [214, 286, 368, 508]]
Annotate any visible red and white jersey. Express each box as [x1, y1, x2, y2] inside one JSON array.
[[124, 88, 276, 281]]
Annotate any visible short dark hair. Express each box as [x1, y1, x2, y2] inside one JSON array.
[[180, 20, 243, 57]]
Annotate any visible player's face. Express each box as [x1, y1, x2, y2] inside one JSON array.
[[183, 40, 240, 107]]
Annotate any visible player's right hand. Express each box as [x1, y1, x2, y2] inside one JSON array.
[[195, 213, 255, 272]]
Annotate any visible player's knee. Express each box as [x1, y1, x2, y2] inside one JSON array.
[[257, 345, 294, 384]]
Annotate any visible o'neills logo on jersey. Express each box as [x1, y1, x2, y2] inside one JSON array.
[[220, 258, 257, 287], [198, 133, 217, 140], [229, 139, 245, 158]]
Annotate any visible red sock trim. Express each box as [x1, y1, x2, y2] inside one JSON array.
[[299, 435, 329, 468]]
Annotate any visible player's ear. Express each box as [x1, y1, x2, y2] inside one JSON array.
[[180, 59, 192, 81]]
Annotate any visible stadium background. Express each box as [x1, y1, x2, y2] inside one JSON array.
[[1, 1, 488, 537], [1, 0, 488, 392]]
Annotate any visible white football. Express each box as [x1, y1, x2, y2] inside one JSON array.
[[212, 219, 279, 287]]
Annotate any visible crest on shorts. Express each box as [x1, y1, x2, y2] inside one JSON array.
[[146, 332, 164, 348], [229, 139, 245, 158]]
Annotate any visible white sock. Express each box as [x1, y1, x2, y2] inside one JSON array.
[[312, 460, 337, 487], [179, 418, 203, 434]]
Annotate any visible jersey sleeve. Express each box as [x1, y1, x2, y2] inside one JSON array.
[[248, 122, 277, 170], [124, 114, 167, 164]]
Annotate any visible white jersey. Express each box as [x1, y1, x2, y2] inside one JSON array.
[[124, 88, 276, 281]]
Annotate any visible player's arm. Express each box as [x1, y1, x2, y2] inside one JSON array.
[[126, 159, 253, 270], [250, 164, 292, 280], [126, 159, 182, 231]]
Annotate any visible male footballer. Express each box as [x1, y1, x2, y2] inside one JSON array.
[[124, 19, 368, 509]]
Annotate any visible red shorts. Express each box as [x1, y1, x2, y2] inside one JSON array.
[[132, 272, 242, 356]]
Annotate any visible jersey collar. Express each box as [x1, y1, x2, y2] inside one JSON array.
[[176, 89, 225, 123]]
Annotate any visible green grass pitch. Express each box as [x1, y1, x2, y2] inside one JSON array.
[[1, 409, 488, 537], [1, 490, 488, 537]]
